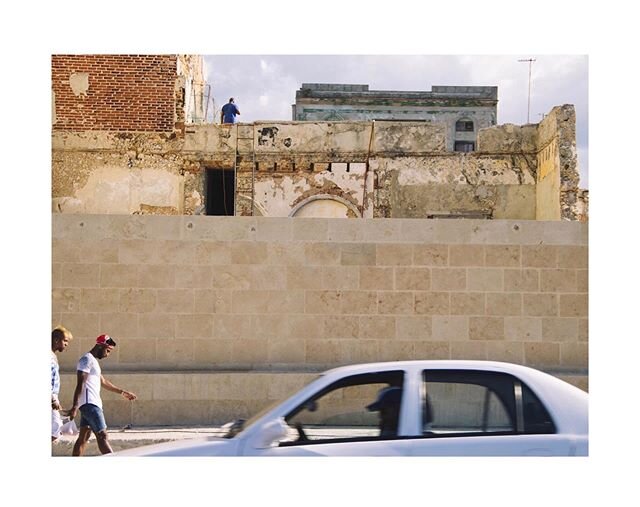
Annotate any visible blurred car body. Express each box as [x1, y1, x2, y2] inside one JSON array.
[[112, 360, 588, 457]]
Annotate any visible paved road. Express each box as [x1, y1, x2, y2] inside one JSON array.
[[51, 426, 227, 456], [51, 425, 373, 456]]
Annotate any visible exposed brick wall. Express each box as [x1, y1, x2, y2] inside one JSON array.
[[52, 55, 178, 132]]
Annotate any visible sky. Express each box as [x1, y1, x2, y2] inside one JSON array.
[[204, 55, 589, 187]]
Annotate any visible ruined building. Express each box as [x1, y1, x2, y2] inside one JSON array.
[[52, 55, 588, 426], [292, 83, 498, 153], [52, 56, 585, 221]]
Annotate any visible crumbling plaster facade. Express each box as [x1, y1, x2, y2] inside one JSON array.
[[178, 55, 208, 124], [52, 105, 583, 221]]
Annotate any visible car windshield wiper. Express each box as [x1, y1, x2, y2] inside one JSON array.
[[222, 418, 246, 439]]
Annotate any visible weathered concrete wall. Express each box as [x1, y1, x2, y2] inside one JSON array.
[[52, 122, 445, 218], [478, 123, 538, 153], [52, 215, 588, 425], [575, 190, 589, 222], [536, 137, 561, 220], [476, 107, 583, 221], [535, 105, 580, 220], [375, 154, 536, 219], [185, 121, 446, 157], [248, 163, 367, 218], [177, 55, 207, 124], [52, 112, 584, 221], [52, 131, 190, 215]]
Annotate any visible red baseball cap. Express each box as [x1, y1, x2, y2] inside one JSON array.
[[96, 334, 117, 347]]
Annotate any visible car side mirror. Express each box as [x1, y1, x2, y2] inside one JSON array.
[[252, 417, 289, 449]]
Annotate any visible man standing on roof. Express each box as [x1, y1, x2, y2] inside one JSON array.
[[69, 334, 137, 456], [221, 97, 241, 124]]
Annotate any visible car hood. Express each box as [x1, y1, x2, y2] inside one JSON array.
[[109, 436, 240, 457]]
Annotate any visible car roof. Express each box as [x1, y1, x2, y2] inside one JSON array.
[[321, 360, 547, 377]]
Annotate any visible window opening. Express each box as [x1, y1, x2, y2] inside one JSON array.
[[454, 141, 475, 153], [456, 120, 474, 132]]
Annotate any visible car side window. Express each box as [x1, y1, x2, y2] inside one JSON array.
[[281, 371, 405, 445], [422, 370, 517, 435], [522, 383, 556, 434], [422, 370, 557, 436]]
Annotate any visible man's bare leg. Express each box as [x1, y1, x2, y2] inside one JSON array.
[[72, 426, 92, 456], [95, 430, 113, 455]]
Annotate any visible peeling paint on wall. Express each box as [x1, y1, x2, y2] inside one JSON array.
[[258, 127, 279, 146], [69, 167, 183, 215], [69, 73, 89, 97], [52, 109, 585, 220]]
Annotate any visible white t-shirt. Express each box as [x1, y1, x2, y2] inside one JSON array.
[[76, 353, 103, 408]]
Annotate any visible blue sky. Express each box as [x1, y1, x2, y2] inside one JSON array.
[[204, 55, 588, 188]]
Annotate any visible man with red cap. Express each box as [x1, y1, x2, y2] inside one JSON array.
[[69, 334, 137, 456]]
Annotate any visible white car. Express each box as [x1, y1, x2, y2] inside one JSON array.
[[112, 360, 588, 456]]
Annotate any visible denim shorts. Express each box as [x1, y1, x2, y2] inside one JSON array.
[[79, 404, 107, 434]]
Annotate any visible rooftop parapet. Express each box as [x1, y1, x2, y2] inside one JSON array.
[[431, 86, 498, 99], [301, 83, 369, 92], [297, 84, 498, 101]]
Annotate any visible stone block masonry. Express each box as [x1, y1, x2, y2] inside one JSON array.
[[53, 215, 588, 425]]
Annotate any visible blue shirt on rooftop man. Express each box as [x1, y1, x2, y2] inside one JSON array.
[[221, 98, 240, 124]]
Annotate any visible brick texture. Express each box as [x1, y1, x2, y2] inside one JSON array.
[[52, 55, 178, 132]]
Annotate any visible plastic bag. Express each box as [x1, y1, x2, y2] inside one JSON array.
[[60, 418, 79, 436]]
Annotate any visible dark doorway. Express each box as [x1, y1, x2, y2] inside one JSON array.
[[205, 168, 235, 215]]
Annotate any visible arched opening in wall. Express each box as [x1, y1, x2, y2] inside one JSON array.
[[205, 168, 235, 215], [290, 195, 361, 218]]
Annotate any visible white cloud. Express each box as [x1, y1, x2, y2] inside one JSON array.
[[205, 55, 588, 185]]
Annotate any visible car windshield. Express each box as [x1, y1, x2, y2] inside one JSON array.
[[222, 374, 325, 438]]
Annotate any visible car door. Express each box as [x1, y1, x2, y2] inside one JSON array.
[[249, 370, 417, 457], [254, 436, 417, 457], [409, 369, 574, 456]]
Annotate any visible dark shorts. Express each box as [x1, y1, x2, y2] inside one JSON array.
[[79, 404, 107, 434]]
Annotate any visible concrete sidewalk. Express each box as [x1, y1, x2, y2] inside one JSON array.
[[52, 426, 227, 456]]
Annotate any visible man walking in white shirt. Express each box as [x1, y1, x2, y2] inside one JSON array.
[[69, 334, 137, 456]]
